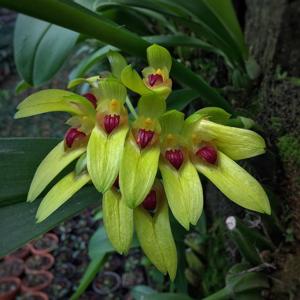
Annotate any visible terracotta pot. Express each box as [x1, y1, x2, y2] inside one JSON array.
[[5, 245, 31, 260], [25, 254, 54, 273], [0, 258, 24, 278], [19, 291, 48, 300], [29, 233, 58, 255], [21, 271, 53, 293], [0, 277, 21, 300], [92, 271, 121, 295]]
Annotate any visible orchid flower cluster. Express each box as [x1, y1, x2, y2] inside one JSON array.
[[15, 45, 271, 280]]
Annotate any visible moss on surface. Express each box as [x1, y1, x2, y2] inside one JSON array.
[[277, 134, 300, 167]]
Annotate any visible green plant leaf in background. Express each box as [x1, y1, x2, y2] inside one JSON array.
[[0, 186, 99, 257], [1, 0, 235, 113], [0, 138, 59, 206], [14, 14, 79, 86]]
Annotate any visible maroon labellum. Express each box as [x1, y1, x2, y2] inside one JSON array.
[[83, 93, 97, 108], [113, 175, 120, 189], [65, 128, 86, 148], [142, 190, 157, 211], [165, 149, 184, 170], [104, 114, 120, 134], [148, 74, 163, 87], [136, 129, 155, 149], [196, 145, 218, 164]]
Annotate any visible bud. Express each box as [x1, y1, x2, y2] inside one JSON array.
[[196, 145, 217, 164], [165, 149, 184, 170], [83, 93, 97, 108], [142, 190, 157, 211], [136, 129, 155, 149], [65, 128, 86, 148], [148, 73, 163, 87], [104, 114, 120, 134]]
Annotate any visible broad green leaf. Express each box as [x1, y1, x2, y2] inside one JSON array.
[[195, 151, 271, 214], [134, 189, 177, 280], [147, 44, 172, 73], [15, 80, 31, 95], [194, 119, 266, 160], [159, 160, 203, 230], [0, 138, 59, 206], [98, 78, 127, 103], [69, 45, 117, 79], [103, 189, 133, 254], [166, 89, 199, 111], [121, 65, 152, 95], [36, 171, 91, 222], [27, 141, 86, 202], [107, 50, 127, 80], [138, 95, 166, 119], [0, 186, 99, 257], [87, 125, 128, 192], [131, 285, 157, 300], [15, 89, 95, 118], [14, 14, 79, 86], [120, 138, 160, 208]]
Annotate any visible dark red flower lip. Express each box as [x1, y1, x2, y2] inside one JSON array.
[[136, 129, 155, 149], [148, 74, 163, 87], [142, 190, 157, 211], [165, 149, 184, 170], [104, 114, 120, 134], [83, 93, 97, 108], [196, 145, 218, 164], [65, 128, 86, 148]]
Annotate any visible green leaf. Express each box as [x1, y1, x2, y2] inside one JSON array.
[[15, 80, 31, 95], [0, 138, 59, 207], [69, 45, 117, 79], [144, 293, 193, 300], [0, 186, 99, 257], [0, 0, 235, 113], [14, 14, 79, 86], [27, 141, 86, 202], [131, 285, 157, 300], [107, 50, 127, 80], [166, 89, 199, 111], [36, 171, 91, 222]]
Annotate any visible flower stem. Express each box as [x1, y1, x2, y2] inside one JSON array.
[[126, 96, 138, 119]]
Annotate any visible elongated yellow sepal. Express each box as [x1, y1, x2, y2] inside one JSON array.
[[194, 119, 266, 160], [159, 159, 203, 230], [103, 189, 133, 254], [87, 125, 128, 193], [36, 171, 90, 222], [27, 141, 86, 202], [15, 89, 95, 118], [120, 137, 160, 208], [134, 184, 177, 280], [194, 151, 271, 214]]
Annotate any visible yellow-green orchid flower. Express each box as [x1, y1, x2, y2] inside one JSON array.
[[134, 180, 177, 280], [87, 78, 129, 193], [15, 89, 97, 203], [185, 108, 271, 215], [121, 44, 172, 99], [159, 110, 203, 230], [119, 94, 166, 208]]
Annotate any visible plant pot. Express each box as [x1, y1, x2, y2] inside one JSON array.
[[21, 271, 53, 293], [5, 245, 31, 260], [0, 258, 24, 278], [25, 254, 54, 273], [29, 233, 58, 255], [51, 277, 71, 299], [0, 277, 21, 300], [54, 263, 75, 279], [92, 271, 121, 296], [18, 291, 48, 300]]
